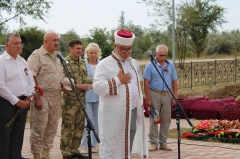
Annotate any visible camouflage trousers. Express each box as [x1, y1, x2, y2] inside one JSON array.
[[60, 97, 86, 157], [30, 92, 61, 153]]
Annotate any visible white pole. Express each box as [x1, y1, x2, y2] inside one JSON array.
[[172, 0, 176, 64]]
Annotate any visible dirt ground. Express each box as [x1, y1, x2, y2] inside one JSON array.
[[206, 84, 240, 99], [179, 83, 240, 99]]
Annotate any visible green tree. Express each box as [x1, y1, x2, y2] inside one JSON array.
[[0, 23, 9, 44], [230, 30, 240, 54], [148, 26, 171, 45], [141, 0, 181, 60], [126, 21, 148, 59], [59, 29, 82, 56], [140, 0, 173, 28], [175, 5, 193, 69], [0, 0, 53, 26], [118, 11, 126, 30], [142, 0, 226, 58], [85, 27, 113, 59], [116, 11, 153, 59], [15, 26, 45, 60], [147, 28, 172, 56], [205, 31, 237, 56], [184, 0, 226, 58]]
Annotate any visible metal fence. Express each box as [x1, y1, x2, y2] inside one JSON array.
[[139, 59, 240, 89]]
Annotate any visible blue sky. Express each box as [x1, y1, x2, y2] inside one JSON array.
[[5, 0, 240, 37]]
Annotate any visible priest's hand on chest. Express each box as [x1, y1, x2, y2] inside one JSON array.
[[117, 69, 132, 84]]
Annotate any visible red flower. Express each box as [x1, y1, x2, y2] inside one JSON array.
[[229, 135, 232, 139], [154, 118, 162, 124], [150, 105, 162, 125], [34, 86, 44, 96], [24, 68, 28, 76], [163, 66, 169, 72], [5, 86, 44, 128], [146, 109, 150, 115]]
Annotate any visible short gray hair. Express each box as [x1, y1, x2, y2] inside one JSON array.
[[156, 44, 168, 53], [5, 33, 20, 44]]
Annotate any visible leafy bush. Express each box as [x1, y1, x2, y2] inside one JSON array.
[[15, 26, 45, 60]]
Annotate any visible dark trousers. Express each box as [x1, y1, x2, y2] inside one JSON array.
[[0, 96, 28, 159], [130, 107, 137, 152]]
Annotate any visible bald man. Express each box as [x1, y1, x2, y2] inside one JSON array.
[[28, 31, 65, 159]]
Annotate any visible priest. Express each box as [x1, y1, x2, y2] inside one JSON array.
[[93, 30, 148, 159]]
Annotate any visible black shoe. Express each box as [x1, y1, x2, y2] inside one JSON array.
[[63, 155, 74, 159], [20, 156, 29, 159], [72, 153, 89, 159]]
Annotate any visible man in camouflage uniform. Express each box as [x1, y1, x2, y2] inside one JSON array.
[[27, 31, 65, 159], [60, 40, 91, 159]]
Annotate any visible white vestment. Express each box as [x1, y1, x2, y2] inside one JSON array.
[[93, 54, 148, 159]]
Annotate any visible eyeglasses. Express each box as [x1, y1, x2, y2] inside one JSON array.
[[116, 45, 132, 53], [158, 54, 167, 57]]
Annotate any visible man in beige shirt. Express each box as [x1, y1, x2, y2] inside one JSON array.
[[28, 31, 65, 159]]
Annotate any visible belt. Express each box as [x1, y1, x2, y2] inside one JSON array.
[[17, 95, 28, 100], [151, 89, 169, 96]]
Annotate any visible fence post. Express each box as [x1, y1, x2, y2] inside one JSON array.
[[214, 60, 217, 88], [190, 61, 193, 90], [235, 58, 237, 84]]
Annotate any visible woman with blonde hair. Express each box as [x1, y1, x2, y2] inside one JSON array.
[[81, 42, 101, 154]]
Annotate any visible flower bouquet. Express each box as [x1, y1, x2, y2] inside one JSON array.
[[148, 105, 162, 124], [5, 86, 43, 128], [182, 119, 240, 144]]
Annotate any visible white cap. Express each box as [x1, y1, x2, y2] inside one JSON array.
[[114, 30, 135, 46]]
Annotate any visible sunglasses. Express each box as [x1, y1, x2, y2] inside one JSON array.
[[158, 54, 167, 57]]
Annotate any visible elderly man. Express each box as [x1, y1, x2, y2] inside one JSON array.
[[28, 31, 65, 159], [93, 30, 148, 159], [143, 44, 178, 151], [0, 33, 35, 159]]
